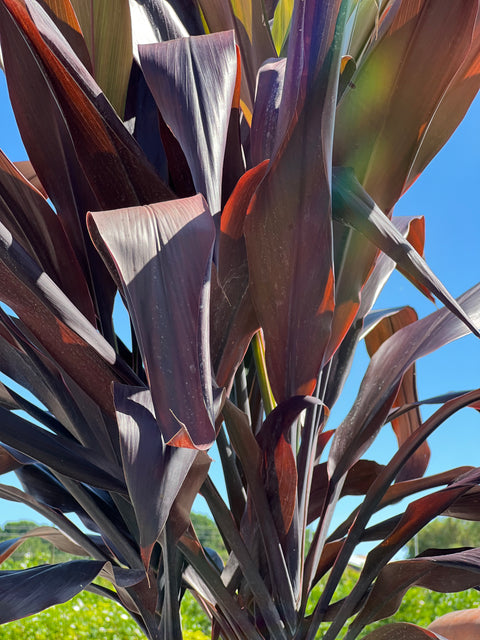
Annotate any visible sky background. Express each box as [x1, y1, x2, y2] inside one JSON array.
[[0, 69, 479, 552]]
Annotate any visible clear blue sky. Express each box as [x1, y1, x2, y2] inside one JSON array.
[[0, 70, 479, 546]]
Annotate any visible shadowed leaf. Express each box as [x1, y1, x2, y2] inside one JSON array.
[[89, 195, 216, 448], [139, 32, 237, 214], [0, 560, 105, 623]]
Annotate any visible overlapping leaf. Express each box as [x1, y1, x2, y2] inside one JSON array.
[[365, 306, 430, 481], [334, 0, 478, 212], [115, 384, 208, 565], [353, 548, 480, 630], [244, 0, 344, 401], [139, 32, 237, 214], [329, 283, 480, 483], [88, 195, 216, 448]]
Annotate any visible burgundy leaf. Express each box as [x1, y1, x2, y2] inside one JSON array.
[[428, 608, 480, 640], [211, 161, 268, 391], [0, 560, 105, 623], [27, 0, 92, 71], [333, 168, 480, 339], [0, 0, 172, 329], [329, 283, 480, 483], [114, 384, 206, 565], [250, 58, 286, 166], [0, 150, 95, 322], [334, 0, 479, 213], [365, 306, 430, 481], [353, 549, 480, 629], [0, 406, 125, 492], [139, 32, 238, 214], [89, 195, 216, 449], [196, 0, 276, 112], [361, 623, 448, 640]]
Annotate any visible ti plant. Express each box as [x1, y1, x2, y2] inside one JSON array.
[[0, 0, 480, 639]]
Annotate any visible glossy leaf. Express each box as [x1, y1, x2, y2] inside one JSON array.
[[212, 161, 268, 390], [139, 32, 237, 214], [115, 384, 206, 565], [25, 0, 92, 71], [250, 58, 286, 166], [196, 0, 276, 111], [245, 1, 345, 401], [0, 560, 105, 623], [365, 306, 430, 481], [329, 283, 480, 483], [353, 548, 480, 629], [361, 623, 448, 640], [0, 150, 94, 322], [334, 0, 478, 212], [332, 168, 480, 340], [89, 195, 216, 448]]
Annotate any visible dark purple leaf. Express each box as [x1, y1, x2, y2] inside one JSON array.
[[353, 549, 480, 630], [250, 58, 286, 166], [114, 384, 207, 565], [139, 32, 237, 213], [0, 406, 124, 492], [333, 168, 480, 339], [244, 2, 345, 401], [0, 560, 105, 623], [196, 0, 276, 112], [89, 195, 216, 449], [0, 151, 95, 322], [364, 306, 430, 481], [329, 284, 480, 483]]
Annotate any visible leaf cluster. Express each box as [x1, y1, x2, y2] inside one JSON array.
[[0, 1, 480, 639]]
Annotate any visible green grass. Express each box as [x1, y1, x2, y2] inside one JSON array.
[[1, 523, 478, 639]]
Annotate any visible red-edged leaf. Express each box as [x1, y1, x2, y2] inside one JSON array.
[[211, 161, 268, 391], [329, 283, 480, 483], [115, 384, 208, 565], [353, 549, 480, 630], [406, 14, 480, 190], [0, 560, 105, 623], [0, 221, 133, 415], [244, 0, 345, 400], [1, 0, 173, 330], [27, 0, 92, 72], [334, 0, 478, 212], [0, 150, 95, 322], [428, 608, 480, 639], [139, 32, 238, 214], [365, 307, 430, 481], [361, 623, 448, 640], [88, 195, 216, 449], [333, 168, 480, 340]]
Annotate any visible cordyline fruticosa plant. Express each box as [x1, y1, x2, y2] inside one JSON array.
[[0, 0, 480, 638]]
